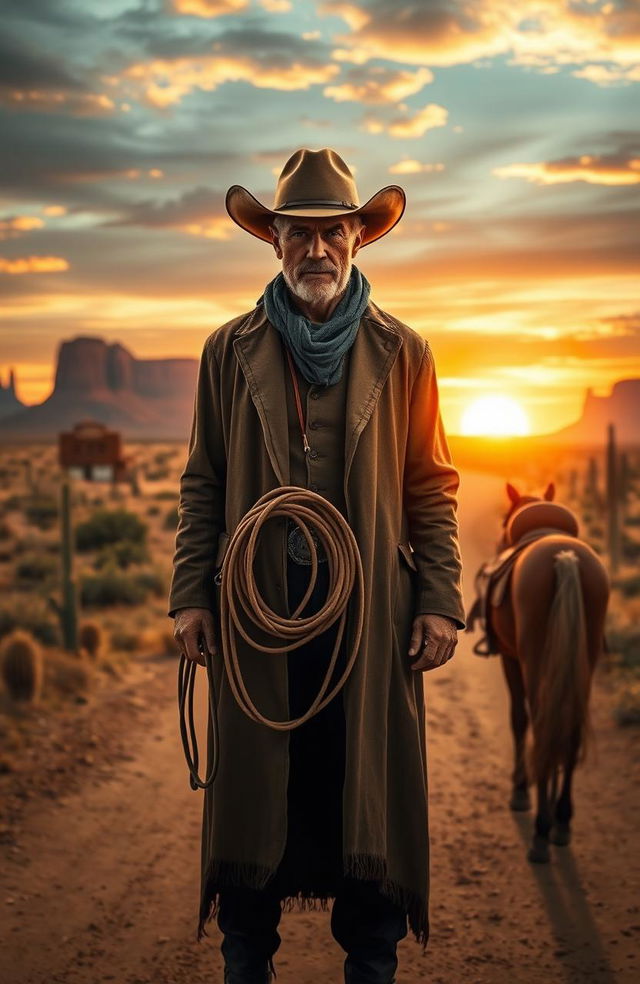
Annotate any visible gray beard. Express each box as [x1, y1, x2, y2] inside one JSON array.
[[283, 264, 351, 312]]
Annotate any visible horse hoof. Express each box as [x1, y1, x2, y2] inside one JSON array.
[[509, 789, 531, 812], [527, 837, 550, 864], [550, 824, 571, 846]]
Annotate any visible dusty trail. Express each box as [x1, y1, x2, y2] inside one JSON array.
[[1, 470, 638, 983]]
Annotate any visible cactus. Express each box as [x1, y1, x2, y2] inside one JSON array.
[[0, 628, 43, 703], [79, 621, 102, 660], [49, 477, 79, 652]]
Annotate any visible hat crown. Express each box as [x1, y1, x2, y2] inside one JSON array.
[[274, 148, 360, 211]]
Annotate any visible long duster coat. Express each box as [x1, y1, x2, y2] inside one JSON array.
[[168, 296, 466, 947]]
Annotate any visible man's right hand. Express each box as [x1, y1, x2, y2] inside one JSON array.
[[173, 607, 218, 667]]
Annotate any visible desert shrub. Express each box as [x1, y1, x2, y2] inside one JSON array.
[[0, 597, 60, 647], [613, 574, 640, 598], [145, 467, 170, 481], [3, 495, 22, 511], [622, 534, 640, 562], [80, 568, 148, 607], [606, 628, 640, 668], [146, 505, 160, 517], [0, 518, 12, 540], [154, 491, 177, 501], [79, 621, 103, 659], [45, 651, 92, 698], [25, 495, 58, 530], [615, 681, 640, 727], [109, 628, 142, 652], [0, 628, 43, 703], [626, 514, 640, 527], [135, 569, 165, 598], [163, 506, 179, 530], [75, 508, 147, 552], [15, 552, 58, 585], [93, 540, 150, 570]]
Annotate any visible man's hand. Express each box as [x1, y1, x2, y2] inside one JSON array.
[[408, 613, 458, 672], [173, 607, 218, 667]]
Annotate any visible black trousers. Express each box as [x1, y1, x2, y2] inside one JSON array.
[[217, 556, 408, 982]]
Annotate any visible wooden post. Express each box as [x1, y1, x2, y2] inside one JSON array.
[[606, 423, 620, 575]]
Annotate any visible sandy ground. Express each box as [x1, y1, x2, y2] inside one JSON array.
[[1, 469, 639, 983]]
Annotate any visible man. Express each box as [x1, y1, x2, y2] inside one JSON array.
[[169, 148, 466, 984]]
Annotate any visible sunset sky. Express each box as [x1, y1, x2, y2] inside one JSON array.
[[1, 0, 639, 435]]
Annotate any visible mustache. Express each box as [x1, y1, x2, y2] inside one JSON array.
[[299, 265, 336, 274]]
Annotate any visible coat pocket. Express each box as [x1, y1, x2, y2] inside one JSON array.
[[397, 541, 418, 573]]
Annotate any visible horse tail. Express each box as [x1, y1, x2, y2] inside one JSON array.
[[527, 548, 592, 787]]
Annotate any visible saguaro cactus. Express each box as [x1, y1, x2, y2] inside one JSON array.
[[0, 628, 43, 703], [49, 477, 79, 652]]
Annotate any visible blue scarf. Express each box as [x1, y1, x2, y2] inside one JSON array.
[[258, 264, 371, 386]]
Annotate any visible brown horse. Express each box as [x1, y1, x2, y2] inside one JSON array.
[[483, 480, 610, 863]]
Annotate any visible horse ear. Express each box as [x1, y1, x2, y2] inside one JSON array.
[[506, 482, 520, 504], [543, 481, 555, 501]]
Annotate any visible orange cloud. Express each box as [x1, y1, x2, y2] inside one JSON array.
[[171, 0, 249, 15], [42, 206, 67, 216], [319, 0, 640, 84], [324, 65, 432, 104], [116, 55, 340, 107], [363, 102, 448, 138], [259, 0, 292, 10], [388, 159, 445, 174], [0, 256, 69, 274], [0, 216, 45, 240], [494, 154, 640, 185], [2, 89, 115, 115]]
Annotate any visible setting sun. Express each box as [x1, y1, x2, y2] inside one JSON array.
[[460, 395, 531, 436]]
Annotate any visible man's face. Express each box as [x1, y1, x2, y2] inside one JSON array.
[[269, 216, 365, 310]]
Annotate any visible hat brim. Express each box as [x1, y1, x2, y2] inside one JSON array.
[[225, 184, 406, 247]]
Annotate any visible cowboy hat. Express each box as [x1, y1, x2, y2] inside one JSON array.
[[225, 147, 406, 247]]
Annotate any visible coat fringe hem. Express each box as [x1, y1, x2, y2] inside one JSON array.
[[196, 853, 429, 952]]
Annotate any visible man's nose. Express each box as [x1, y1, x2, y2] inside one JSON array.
[[306, 229, 327, 258]]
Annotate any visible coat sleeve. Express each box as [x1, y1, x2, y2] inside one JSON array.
[[167, 338, 226, 619], [403, 341, 466, 630]]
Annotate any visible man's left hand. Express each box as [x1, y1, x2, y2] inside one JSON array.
[[408, 613, 458, 671]]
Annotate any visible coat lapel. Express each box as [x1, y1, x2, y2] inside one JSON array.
[[232, 300, 403, 490]]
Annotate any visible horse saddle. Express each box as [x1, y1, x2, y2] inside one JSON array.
[[466, 501, 580, 656]]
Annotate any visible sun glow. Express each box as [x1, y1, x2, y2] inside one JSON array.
[[460, 395, 531, 437]]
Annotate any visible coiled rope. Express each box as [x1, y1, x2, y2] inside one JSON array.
[[178, 486, 365, 790]]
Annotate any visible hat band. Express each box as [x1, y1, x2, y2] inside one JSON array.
[[276, 198, 359, 211]]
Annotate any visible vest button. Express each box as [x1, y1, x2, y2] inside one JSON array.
[[309, 449, 319, 459], [310, 483, 320, 492], [310, 390, 320, 399]]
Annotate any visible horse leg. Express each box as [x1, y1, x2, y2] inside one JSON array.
[[550, 730, 580, 846], [500, 654, 531, 811], [528, 779, 552, 863]]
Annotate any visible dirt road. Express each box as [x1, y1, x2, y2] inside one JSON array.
[[1, 470, 639, 983]]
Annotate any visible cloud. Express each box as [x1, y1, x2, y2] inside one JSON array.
[[0, 30, 116, 115], [0, 215, 45, 240], [101, 185, 236, 239], [259, 0, 292, 11], [363, 102, 448, 138], [494, 151, 640, 185], [171, 0, 249, 16], [108, 28, 341, 106], [324, 64, 432, 104], [388, 159, 445, 175], [0, 256, 69, 274], [318, 0, 640, 84]]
